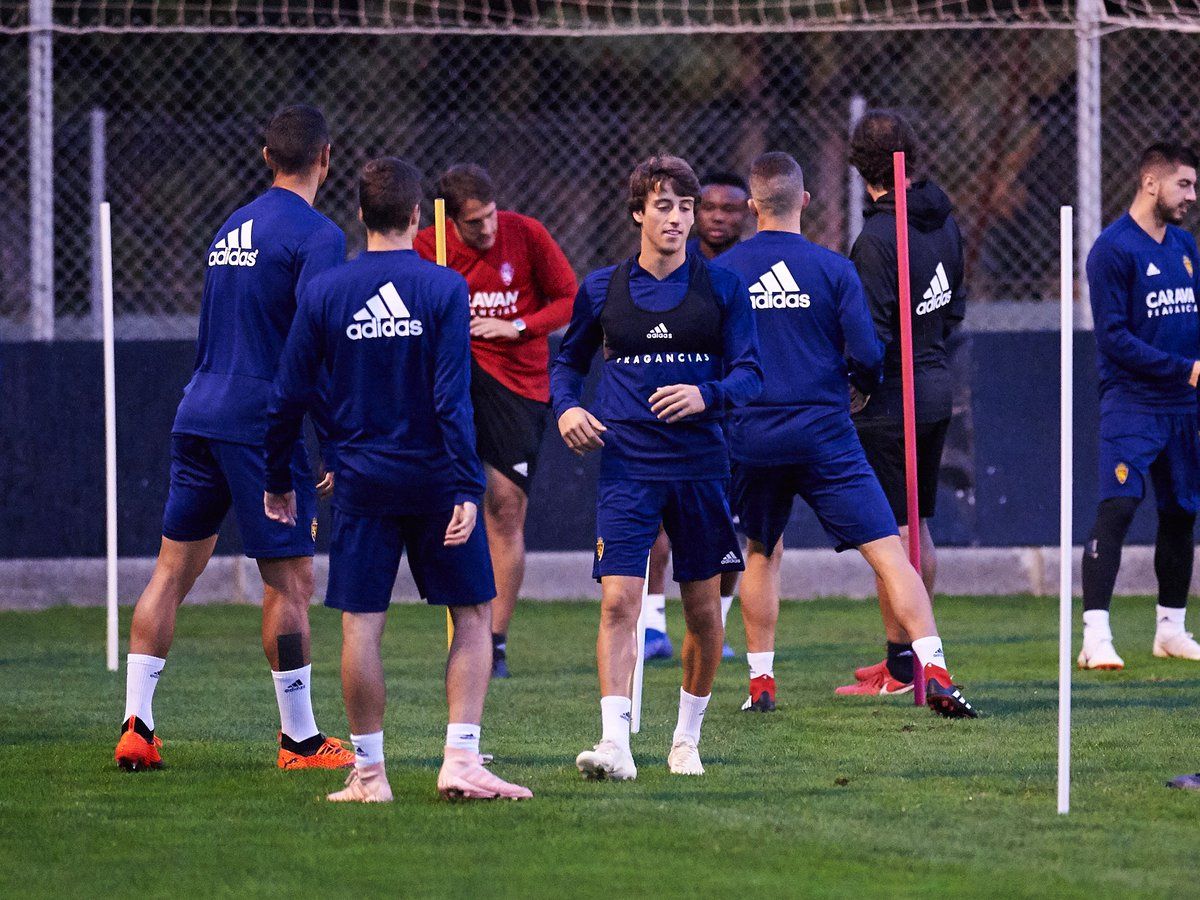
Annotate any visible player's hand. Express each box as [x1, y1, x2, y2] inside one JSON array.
[[849, 386, 871, 415], [558, 407, 607, 455], [470, 318, 521, 341], [649, 384, 706, 423], [444, 501, 478, 546], [264, 491, 297, 526], [1190, 360, 1200, 387], [316, 470, 335, 499]]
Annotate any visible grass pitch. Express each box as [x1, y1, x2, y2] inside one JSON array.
[[2, 595, 1199, 898]]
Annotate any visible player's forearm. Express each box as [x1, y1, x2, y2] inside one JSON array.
[[550, 364, 587, 419], [1099, 325, 1195, 382], [521, 294, 574, 338], [263, 411, 304, 493]]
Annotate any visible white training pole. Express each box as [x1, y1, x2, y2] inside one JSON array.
[[102, 201, 119, 673], [631, 558, 649, 734], [1057, 205, 1074, 814]]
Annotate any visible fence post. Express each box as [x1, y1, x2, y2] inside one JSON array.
[[29, 0, 54, 341], [90, 108, 107, 340], [847, 94, 866, 253], [1075, 0, 1102, 328]]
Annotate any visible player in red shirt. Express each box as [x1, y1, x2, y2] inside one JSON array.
[[415, 164, 577, 678]]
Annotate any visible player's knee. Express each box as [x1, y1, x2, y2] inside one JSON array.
[[600, 595, 639, 630], [1087, 497, 1139, 558], [485, 487, 527, 536]]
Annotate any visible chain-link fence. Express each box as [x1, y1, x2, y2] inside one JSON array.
[[1, 17, 1199, 338]]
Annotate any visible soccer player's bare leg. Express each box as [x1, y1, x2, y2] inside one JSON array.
[[438, 601, 533, 800], [671, 576, 723, 774], [738, 537, 781, 711], [483, 465, 527, 677], [116, 535, 217, 770], [864, 518, 935, 685], [328, 610, 392, 802]]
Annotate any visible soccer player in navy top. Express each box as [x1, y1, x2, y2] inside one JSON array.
[[264, 157, 531, 803], [718, 153, 976, 719], [1078, 143, 1200, 670], [551, 155, 763, 779], [114, 106, 355, 773]]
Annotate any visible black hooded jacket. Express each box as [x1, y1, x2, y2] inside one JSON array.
[[849, 180, 966, 423]]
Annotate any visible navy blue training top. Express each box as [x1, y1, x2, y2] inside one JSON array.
[[715, 231, 884, 464], [550, 253, 762, 481], [264, 250, 485, 516], [173, 187, 346, 446], [1087, 213, 1200, 414]]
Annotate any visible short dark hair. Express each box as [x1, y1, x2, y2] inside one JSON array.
[[264, 105, 330, 176], [849, 110, 918, 190], [438, 164, 495, 219], [701, 171, 750, 194], [1138, 143, 1199, 181], [749, 152, 805, 217], [359, 157, 423, 233], [628, 155, 702, 218]]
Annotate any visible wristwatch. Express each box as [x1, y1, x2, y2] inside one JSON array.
[[512, 318, 527, 337]]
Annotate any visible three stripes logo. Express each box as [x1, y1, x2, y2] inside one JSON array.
[[720, 551, 741, 566], [283, 679, 305, 693], [208, 220, 258, 268], [749, 261, 811, 310], [646, 322, 673, 339], [916, 262, 953, 315], [346, 281, 424, 340]]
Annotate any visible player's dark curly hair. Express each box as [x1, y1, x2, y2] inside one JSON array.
[[849, 110, 918, 191], [628, 155, 702, 220], [264, 105, 330, 176], [1138, 143, 1199, 181], [438, 164, 496, 219], [359, 157, 423, 233]]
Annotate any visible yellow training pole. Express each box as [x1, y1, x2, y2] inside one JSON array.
[[435, 198, 454, 649]]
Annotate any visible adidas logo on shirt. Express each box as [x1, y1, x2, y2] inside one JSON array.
[[647, 323, 673, 339], [208, 220, 258, 268], [346, 282, 424, 340], [1147, 262, 1162, 276], [916, 262, 952, 315], [749, 261, 811, 310]]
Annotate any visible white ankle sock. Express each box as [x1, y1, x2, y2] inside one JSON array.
[[720, 595, 734, 628], [446, 722, 481, 754], [123, 653, 165, 730], [747, 651, 774, 680], [672, 688, 710, 745], [645, 594, 667, 633], [600, 695, 632, 752], [1156, 605, 1186, 636], [1083, 609, 1113, 642], [271, 665, 319, 742], [912, 636, 948, 672], [350, 731, 384, 768]]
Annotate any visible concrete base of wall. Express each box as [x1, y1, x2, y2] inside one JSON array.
[[0, 546, 1188, 610]]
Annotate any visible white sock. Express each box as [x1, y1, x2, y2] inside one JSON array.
[[672, 688, 710, 746], [350, 731, 384, 768], [446, 722, 481, 754], [1083, 609, 1113, 643], [123, 653, 165, 730], [271, 665, 319, 742], [1156, 605, 1186, 636], [600, 695, 632, 753], [720, 595, 734, 628], [747, 651, 774, 680], [912, 635, 948, 672], [645, 593, 667, 633]]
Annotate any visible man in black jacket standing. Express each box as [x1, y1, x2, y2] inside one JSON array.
[[838, 110, 968, 697]]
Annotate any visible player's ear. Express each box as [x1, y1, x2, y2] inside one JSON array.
[[262, 146, 271, 169], [747, 198, 760, 220], [408, 204, 420, 231], [632, 208, 645, 226], [802, 191, 811, 211], [357, 207, 364, 225], [319, 144, 331, 171]]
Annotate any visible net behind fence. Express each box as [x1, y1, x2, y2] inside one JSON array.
[[1, 19, 1199, 337]]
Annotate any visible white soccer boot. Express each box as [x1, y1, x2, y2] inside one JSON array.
[[327, 763, 394, 803], [1077, 637, 1125, 670], [667, 737, 705, 776], [1153, 630, 1200, 660], [575, 739, 637, 781]]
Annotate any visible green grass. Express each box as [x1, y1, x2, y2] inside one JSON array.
[[2, 595, 1199, 898]]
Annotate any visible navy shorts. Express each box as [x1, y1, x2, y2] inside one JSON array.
[[1099, 410, 1200, 513], [325, 508, 496, 613], [732, 443, 899, 552], [162, 434, 317, 559], [593, 478, 743, 583]]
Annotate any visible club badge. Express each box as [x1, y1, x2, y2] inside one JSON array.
[[500, 262, 515, 286], [311, 518, 319, 540], [596, 537, 605, 561], [1115, 463, 1129, 485], [1185, 256, 1194, 278]]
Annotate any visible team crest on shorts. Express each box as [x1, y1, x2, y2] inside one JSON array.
[[500, 262, 515, 286], [311, 517, 319, 540], [1115, 463, 1129, 485], [596, 537, 605, 561], [1185, 256, 1194, 278]]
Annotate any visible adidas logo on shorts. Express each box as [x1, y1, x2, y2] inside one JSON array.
[[720, 551, 741, 565], [208, 220, 258, 268], [346, 282, 424, 340]]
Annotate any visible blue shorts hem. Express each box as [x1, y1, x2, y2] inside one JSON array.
[[245, 545, 316, 560], [161, 527, 220, 543]]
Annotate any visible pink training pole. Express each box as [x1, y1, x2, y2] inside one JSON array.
[[893, 151, 925, 707]]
